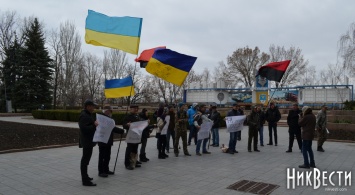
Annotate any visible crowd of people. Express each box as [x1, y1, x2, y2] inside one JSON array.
[[78, 99, 328, 187]]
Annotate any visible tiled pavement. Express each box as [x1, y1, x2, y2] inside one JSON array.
[[0, 117, 354, 195]]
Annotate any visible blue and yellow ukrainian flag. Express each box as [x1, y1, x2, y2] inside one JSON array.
[[104, 76, 135, 98], [85, 10, 143, 55], [145, 49, 197, 86]]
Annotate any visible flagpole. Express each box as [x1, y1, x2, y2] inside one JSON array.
[[113, 134, 122, 173], [113, 60, 138, 173]]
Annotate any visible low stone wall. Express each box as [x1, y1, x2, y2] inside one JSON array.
[[317, 123, 355, 141], [0, 121, 125, 153]]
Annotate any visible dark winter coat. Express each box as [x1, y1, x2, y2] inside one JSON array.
[[265, 107, 281, 123], [298, 108, 316, 140], [78, 109, 96, 148], [227, 109, 244, 117], [209, 110, 221, 128], [287, 109, 301, 130], [247, 111, 260, 130], [257, 110, 266, 126], [122, 112, 142, 131], [168, 110, 176, 131], [97, 113, 124, 147]]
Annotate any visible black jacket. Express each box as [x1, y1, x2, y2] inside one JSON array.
[[123, 112, 153, 140], [227, 109, 244, 116], [247, 111, 260, 130], [265, 107, 281, 123], [209, 111, 221, 128], [258, 110, 266, 126], [122, 113, 142, 131], [78, 109, 96, 148], [97, 113, 124, 147], [287, 109, 301, 130]]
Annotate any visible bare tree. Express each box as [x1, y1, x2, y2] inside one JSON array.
[[226, 46, 270, 88], [300, 65, 318, 86], [269, 45, 308, 87], [57, 20, 82, 108], [47, 29, 63, 109], [0, 10, 17, 60], [319, 63, 344, 85], [338, 22, 355, 73], [81, 52, 102, 100], [102, 49, 129, 80]]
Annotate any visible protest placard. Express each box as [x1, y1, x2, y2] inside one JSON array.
[[197, 121, 213, 140], [126, 120, 149, 143], [225, 115, 246, 132], [160, 115, 170, 135], [93, 114, 116, 143]]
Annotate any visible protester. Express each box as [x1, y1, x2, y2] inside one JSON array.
[[298, 106, 316, 169], [226, 103, 244, 154], [157, 107, 169, 159], [166, 105, 176, 153], [316, 105, 328, 152], [265, 102, 281, 146], [97, 106, 124, 177], [155, 103, 165, 149], [138, 108, 154, 162], [257, 106, 266, 146], [187, 103, 199, 145], [247, 106, 260, 152], [122, 105, 143, 170], [209, 106, 220, 147], [286, 103, 302, 153], [194, 104, 212, 156], [78, 99, 98, 186], [174, 103, 191, 157]]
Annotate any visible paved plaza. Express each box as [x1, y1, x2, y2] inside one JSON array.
[[0, 117, 354, 195]]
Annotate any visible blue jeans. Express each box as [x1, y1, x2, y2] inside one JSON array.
[[302, 140, 314, 166], [228, 131, 238, 152], [196, 138, 208, 153], [268, 122, 277, 144], [259, 126, 264, 145], [188, 125, 197, 145], [211, 128, 219, 146]]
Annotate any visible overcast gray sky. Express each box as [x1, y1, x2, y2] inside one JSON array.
[[1, 0, 354, 73]]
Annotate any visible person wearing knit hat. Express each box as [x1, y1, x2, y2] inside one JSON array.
[[298, 106, 316, 169]]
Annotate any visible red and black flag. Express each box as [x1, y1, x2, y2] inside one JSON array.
[[256, 60, 291, 82]]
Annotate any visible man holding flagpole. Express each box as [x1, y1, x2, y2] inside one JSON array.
[[97, 106, 125, 177]]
